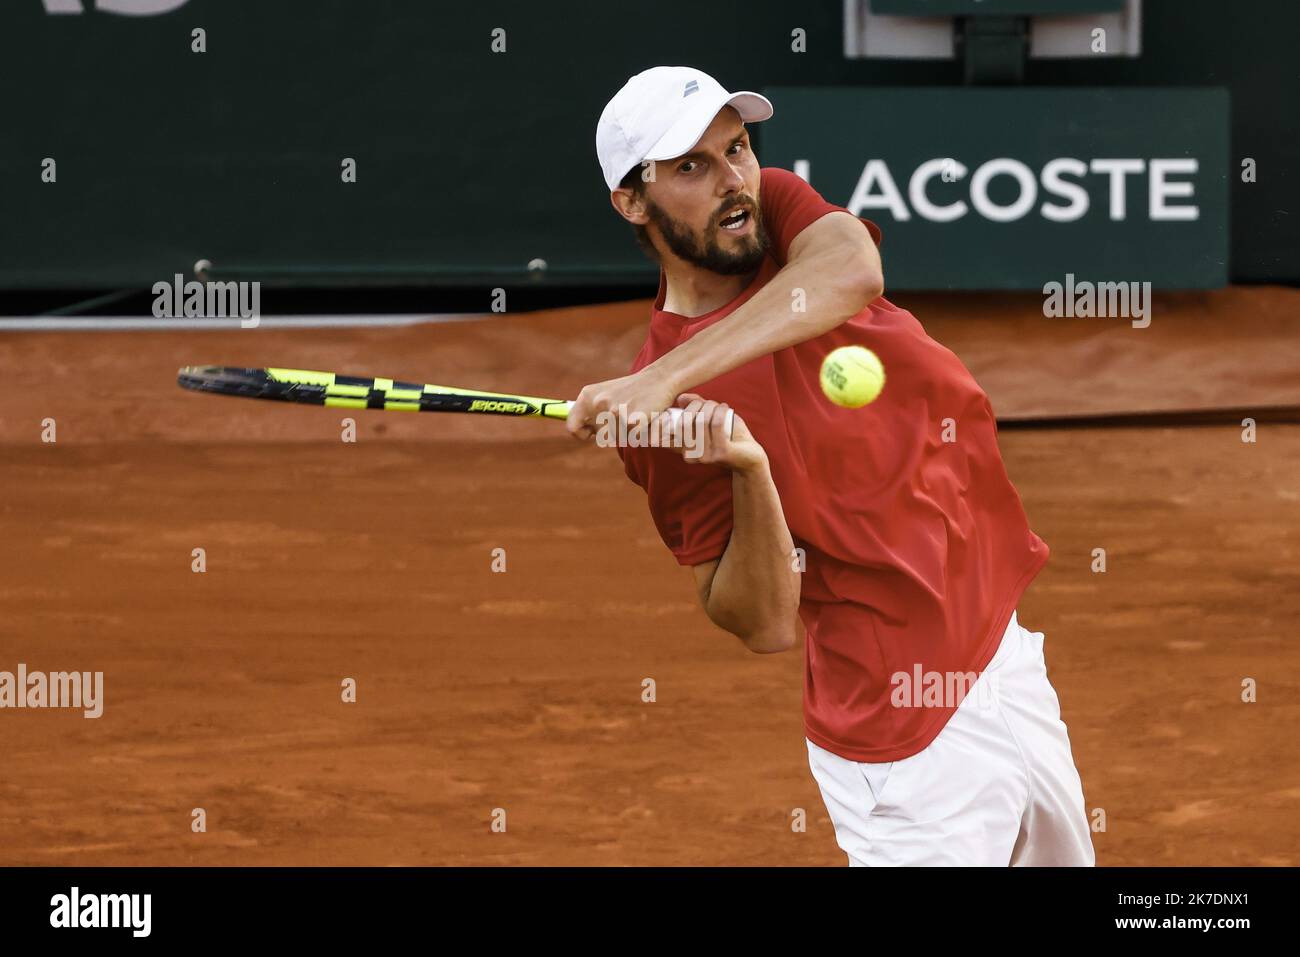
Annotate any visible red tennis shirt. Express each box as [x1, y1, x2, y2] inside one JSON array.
[[618, 167, 1049, 762]]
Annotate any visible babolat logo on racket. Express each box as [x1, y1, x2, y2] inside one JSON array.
[[469, 399, 530, 414]]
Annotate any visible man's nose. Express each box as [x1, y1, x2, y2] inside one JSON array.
[[717, 159, 745, 193]]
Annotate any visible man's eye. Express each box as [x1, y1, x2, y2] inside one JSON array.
[[679, 161, 696, 172], [729, 141, 745, 154]]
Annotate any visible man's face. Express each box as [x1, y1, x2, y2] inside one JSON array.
[[639, 108, 767, 275]]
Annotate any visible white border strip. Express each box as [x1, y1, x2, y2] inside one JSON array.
[[0, 314, 490, 332]]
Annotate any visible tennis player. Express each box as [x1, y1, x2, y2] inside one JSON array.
[[569, 66, 1094, 866]]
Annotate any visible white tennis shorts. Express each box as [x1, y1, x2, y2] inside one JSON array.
[[806, 612, 1095, 866]]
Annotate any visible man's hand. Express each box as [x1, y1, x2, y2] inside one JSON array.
[[565, 366, 680, 441], [653, 394, 765, 473]]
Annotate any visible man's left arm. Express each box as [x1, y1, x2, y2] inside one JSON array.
[[655, 210, 881, 395], [567, 211, 882, 437]]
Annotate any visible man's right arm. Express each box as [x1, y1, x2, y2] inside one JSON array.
[[665, 398, 802, 654]]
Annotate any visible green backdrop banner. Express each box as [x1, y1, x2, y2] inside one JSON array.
[[0, 1, 1289, 292], [762, 87, 1229, 290]]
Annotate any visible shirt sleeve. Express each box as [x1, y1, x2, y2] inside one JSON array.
[[760, 166, 882, 265], [620, 445, 733, 566]]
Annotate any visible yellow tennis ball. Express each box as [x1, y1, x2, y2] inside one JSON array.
[[820, 345, 885, 409]]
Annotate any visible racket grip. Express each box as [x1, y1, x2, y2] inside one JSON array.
[[666, 406, 735, 439]]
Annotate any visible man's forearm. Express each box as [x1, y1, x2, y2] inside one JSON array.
[[651, 215, 883, 395], [704, 459, 801, 653]]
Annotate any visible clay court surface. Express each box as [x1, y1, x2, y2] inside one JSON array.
[[2, 288, 1298, 866]]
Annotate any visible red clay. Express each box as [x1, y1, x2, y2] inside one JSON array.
[[1, 287, 1297, 865]]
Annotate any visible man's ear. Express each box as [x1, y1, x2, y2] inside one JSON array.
[[609, 187, 649, 226]]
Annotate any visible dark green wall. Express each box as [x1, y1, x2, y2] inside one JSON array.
[[1, 0, 1295, 291]]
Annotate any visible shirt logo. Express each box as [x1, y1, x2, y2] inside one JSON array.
[[683, 79, 699, 97]]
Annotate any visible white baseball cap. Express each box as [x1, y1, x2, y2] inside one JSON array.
[[596, 66, 774, 191]]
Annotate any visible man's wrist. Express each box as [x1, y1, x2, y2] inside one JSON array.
[[732, 449, 771, 479], [646, 355, 690, 399]]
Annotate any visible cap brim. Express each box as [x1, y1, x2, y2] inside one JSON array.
[[643, 90, 774, 164]]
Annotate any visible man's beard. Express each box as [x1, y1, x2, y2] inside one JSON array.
[[646, 198, 769, 276]]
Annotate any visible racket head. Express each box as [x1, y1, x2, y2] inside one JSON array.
[[177, 366, 328, 404]]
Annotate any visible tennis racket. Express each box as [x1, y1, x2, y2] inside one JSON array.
[[176, 365, 733, 434], [177, 366, 573, 418]]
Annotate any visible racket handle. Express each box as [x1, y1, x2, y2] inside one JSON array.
[[666, 406, 735, 439]]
